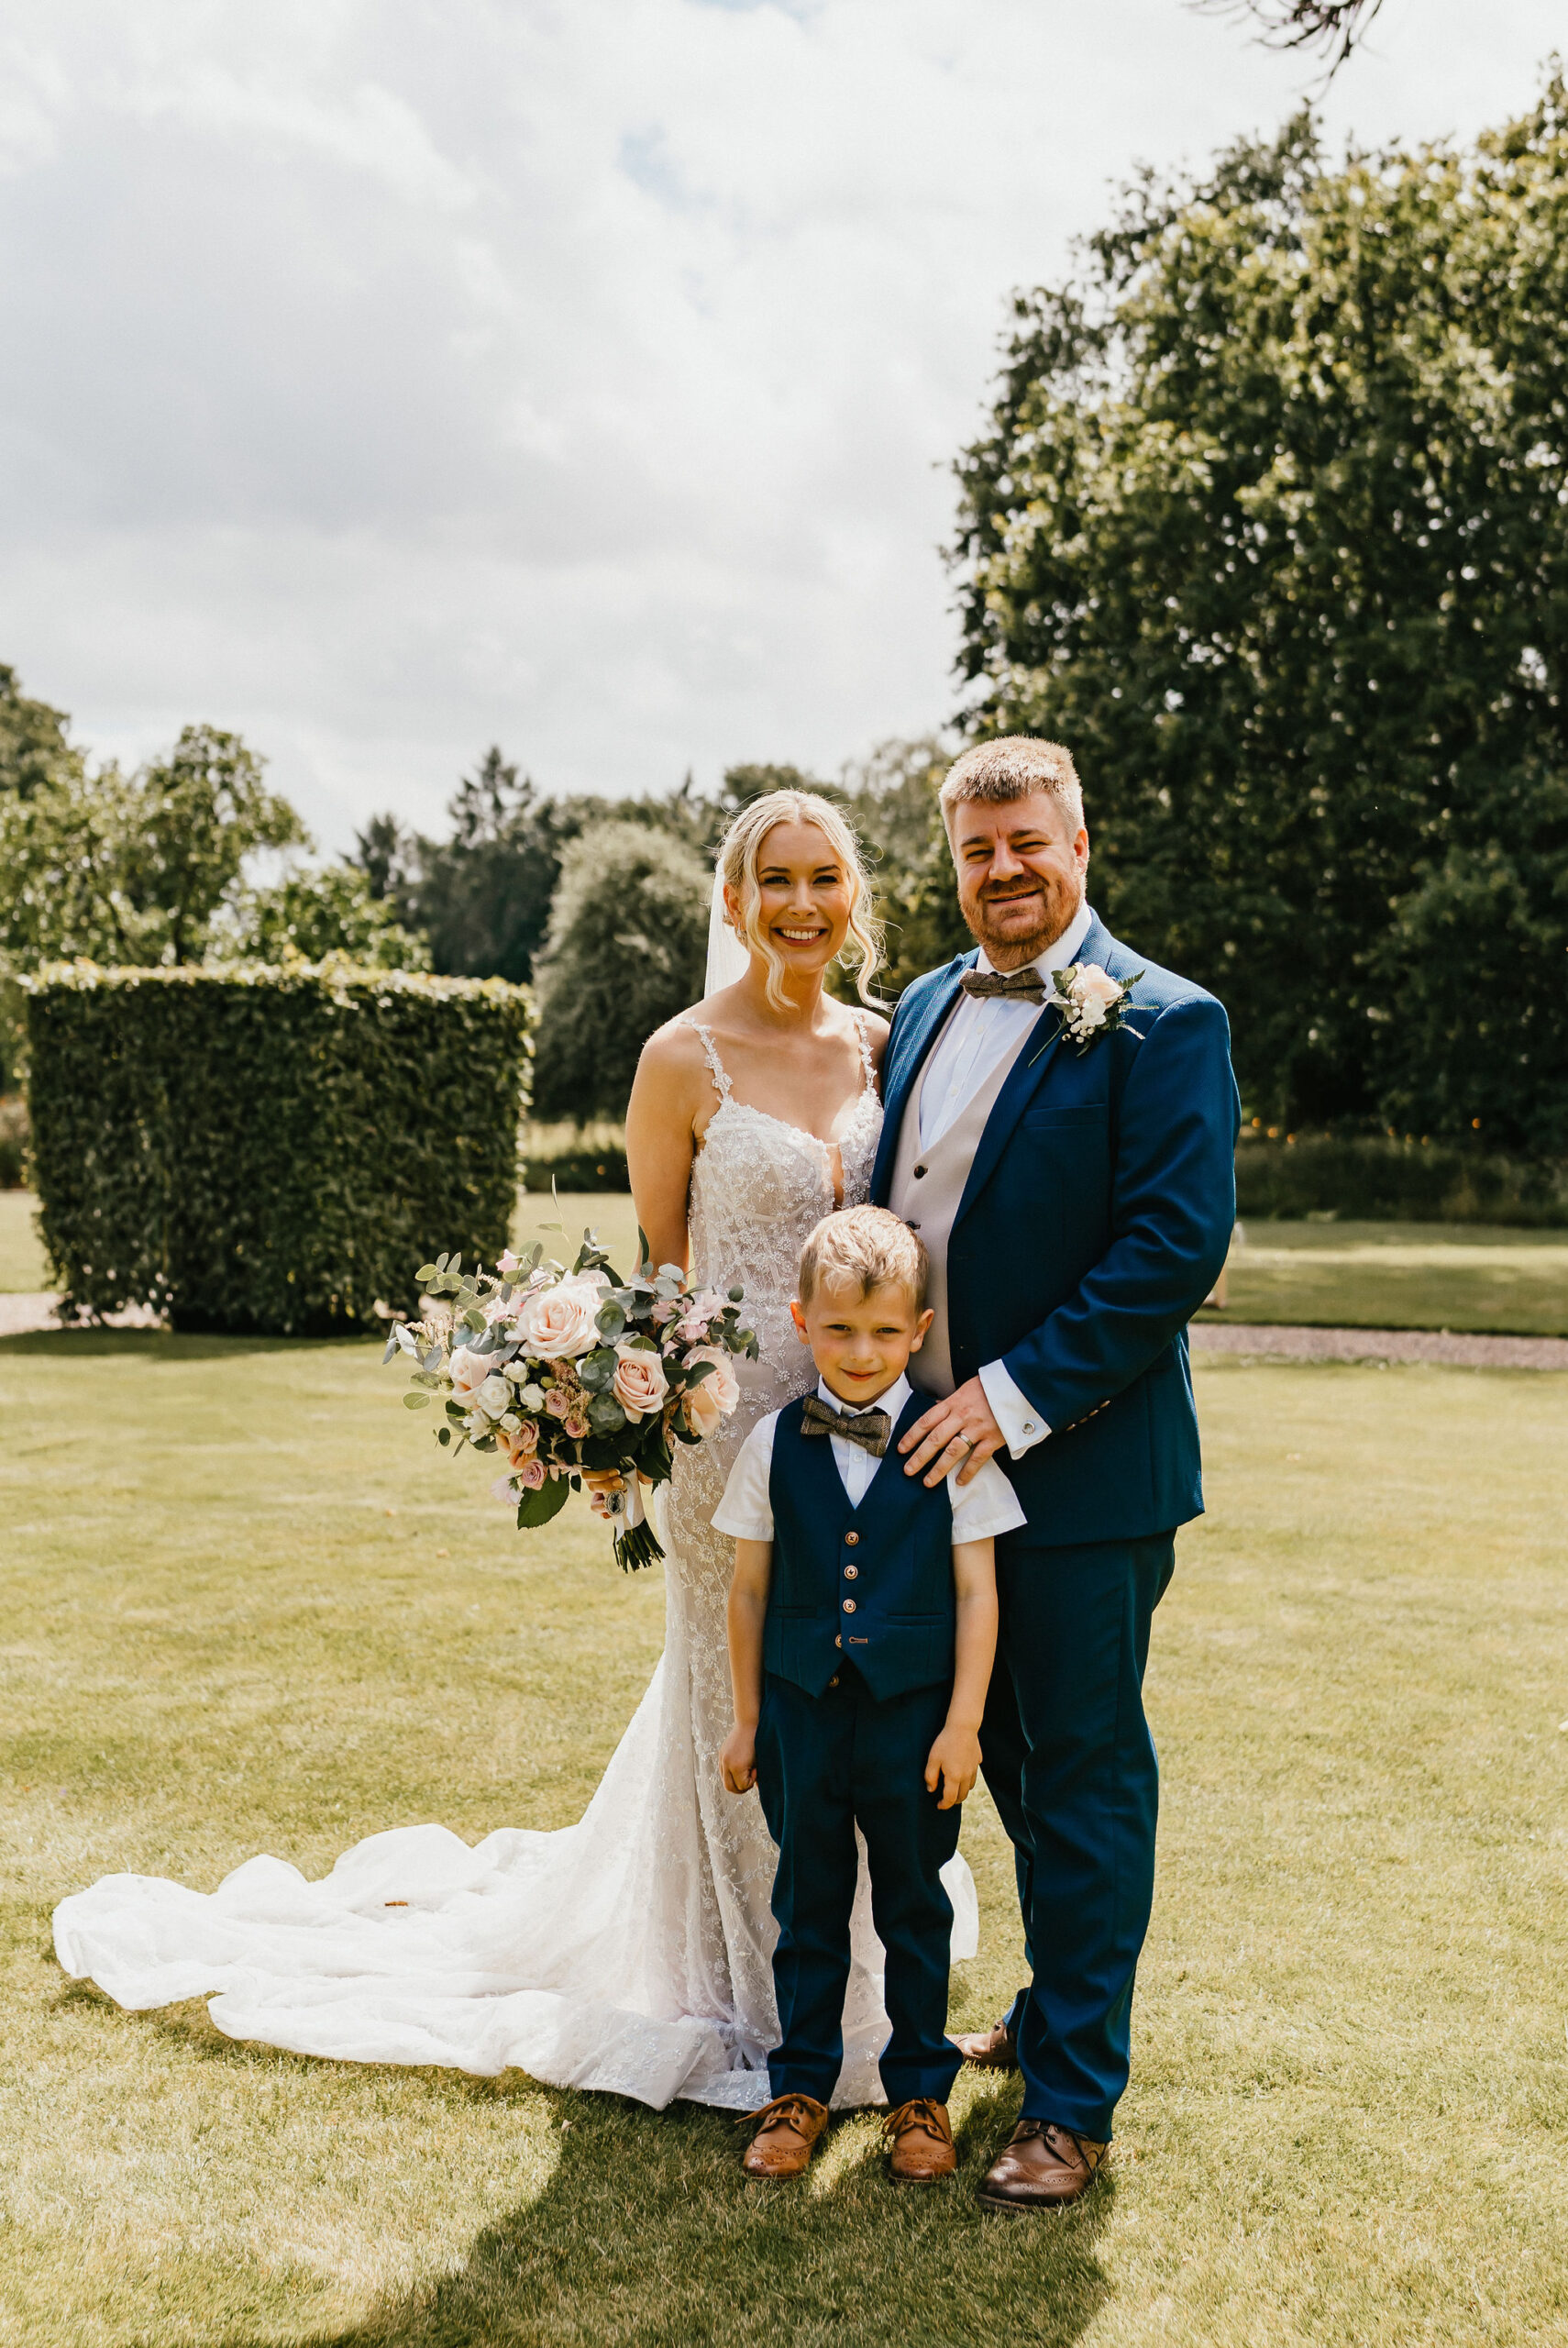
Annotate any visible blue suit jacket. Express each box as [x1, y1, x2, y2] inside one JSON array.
[[870, 913, 1240, 1547]]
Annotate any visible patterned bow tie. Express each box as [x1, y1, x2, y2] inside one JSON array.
[[801, 1395, 893, 1456], [959, 966, 1046, 1003]]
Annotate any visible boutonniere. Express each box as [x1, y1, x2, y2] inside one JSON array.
[[1050, 962, 1143, 1054]]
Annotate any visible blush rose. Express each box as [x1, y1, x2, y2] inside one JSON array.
[[682, 1345, 740, 1438]]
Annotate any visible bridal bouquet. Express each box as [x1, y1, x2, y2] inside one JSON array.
[[384, 1227, 756, 1570]]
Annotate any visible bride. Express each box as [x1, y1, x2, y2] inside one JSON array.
[[52, 787, 977, 2111]]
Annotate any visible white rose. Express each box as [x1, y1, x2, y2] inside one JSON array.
[[612, 1343, 669, 1422], [475, 1373, 512, 1417], [682, 1345, 741, 1438], [516, 1278, 602, 1360]]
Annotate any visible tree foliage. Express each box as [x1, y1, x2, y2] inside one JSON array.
[[953, 81, 1568, 1155], [225, 865, 431, 969], [530, 821, 712, 1119], [0, 724, 306, 969]]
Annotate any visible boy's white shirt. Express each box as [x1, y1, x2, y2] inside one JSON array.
[[712, 1373, 1028, 1545]]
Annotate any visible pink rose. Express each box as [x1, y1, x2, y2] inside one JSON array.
[[544, 1386, 572, 1418], [516, 1457, 547, 1491], [682, 1344, 740, 1438], [448, 1346, 491, 1403], [497, 1248, 521, 1276], [517, 1278, 602, 1359], [564, 1411, 590, 1440], [612, 1344, 669, 1423], [499, 1418, 539, 1467]]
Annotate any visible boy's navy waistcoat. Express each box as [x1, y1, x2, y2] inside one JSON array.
[[765, 1390, 955, 1703]]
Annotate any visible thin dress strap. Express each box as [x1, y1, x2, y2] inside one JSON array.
[[688, 1021, 733, 1102], [853, 1012, 877, 1092]]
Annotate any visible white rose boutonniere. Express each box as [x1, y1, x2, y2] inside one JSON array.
[[1051, 962, 1143, 1052]]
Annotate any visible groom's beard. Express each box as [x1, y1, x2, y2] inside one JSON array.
[[961, 869, 1084, 969]]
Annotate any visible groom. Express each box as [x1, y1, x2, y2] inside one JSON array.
[[869, 737, 1239, 2212]]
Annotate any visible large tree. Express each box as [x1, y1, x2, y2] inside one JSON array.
[[953, 79, 1568, 1155], [530, 821, 711, 1120]]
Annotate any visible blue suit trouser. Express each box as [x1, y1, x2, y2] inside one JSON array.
[[755, 1667, 963, 2109], [981, 1530, 1177, 2143]]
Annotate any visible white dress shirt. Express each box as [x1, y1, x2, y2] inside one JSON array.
[[712, 1374, 1028, 1545], [916, 897, 1094, 1461]]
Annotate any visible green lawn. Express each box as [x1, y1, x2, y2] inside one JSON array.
[[0, 1188, 43, 1290], [10, 1189, 1568, 1338], [1201, 1219, 1568, 1336], [3, 1328, 1566, 2345]]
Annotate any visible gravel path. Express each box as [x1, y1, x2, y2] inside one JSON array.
[[1191, 1321, 1568, 1370], [5, 1289, 1564, 1368]]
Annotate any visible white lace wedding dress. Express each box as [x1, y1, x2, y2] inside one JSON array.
[[52, 1016, 977, 2111]]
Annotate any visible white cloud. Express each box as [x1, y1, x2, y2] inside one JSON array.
[[0, 0, 1562, 845]]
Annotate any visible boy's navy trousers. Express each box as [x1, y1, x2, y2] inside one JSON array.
[[754, 1664, 962, 2109]]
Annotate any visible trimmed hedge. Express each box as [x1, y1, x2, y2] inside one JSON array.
[[1234, 1129, 1568, 1227], [24, 962, 533, 1334]]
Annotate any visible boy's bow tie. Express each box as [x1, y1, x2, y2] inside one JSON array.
[[959, 967, 1045, 1002], [801, 1396, 892, 1457]]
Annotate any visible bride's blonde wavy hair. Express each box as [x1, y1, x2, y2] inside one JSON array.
[[718, 790, 884, 1013]]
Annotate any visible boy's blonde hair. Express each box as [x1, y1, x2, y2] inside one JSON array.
[[797, 1205, 928, 1312]]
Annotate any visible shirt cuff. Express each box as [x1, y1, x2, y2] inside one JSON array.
[[978, 1359, 1052, 1459]]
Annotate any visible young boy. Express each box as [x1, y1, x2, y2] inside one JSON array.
[[715, 1203, 1025, 2184]]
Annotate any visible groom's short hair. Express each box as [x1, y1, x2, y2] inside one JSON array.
[[799, 1206, 928, 1312], [940, 736, 1084, 836]]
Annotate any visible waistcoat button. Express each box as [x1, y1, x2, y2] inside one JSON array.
[[844, 1531, 859, 1546], [834, 1634, 842, 1647], [912, 1162, 927, 1178], [842, 1599, 856, 1613], [843, 1565, 858, 1579]]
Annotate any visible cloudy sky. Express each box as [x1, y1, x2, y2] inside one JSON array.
[[1, 1, 1562, 848]]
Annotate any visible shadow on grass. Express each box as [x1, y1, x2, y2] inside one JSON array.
[[0, 1327, 377, 1360], [218, 2077, 1115, 2348]]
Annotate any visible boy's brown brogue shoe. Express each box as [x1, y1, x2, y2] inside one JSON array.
[[882, 2098, 956, 2185], [949, 2016, 1019, 2070], [739, 2093, 830, 2180], [976, 2121, 1108, 2211]]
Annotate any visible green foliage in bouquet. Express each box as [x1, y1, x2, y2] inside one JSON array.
[[23, 963, 533, 1334]]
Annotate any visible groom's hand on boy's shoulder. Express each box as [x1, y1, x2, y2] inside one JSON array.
[[900, 1379, 1006, 1488]]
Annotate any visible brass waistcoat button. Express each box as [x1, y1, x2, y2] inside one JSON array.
[[834, 1634, 842, 1648], [842, 1599, 856, 1614], [844, 1531, 859, 1546], [843, 1564, 858, 1579]]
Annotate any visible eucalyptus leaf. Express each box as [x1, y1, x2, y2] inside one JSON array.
[[403, 1391, 431, 1410]]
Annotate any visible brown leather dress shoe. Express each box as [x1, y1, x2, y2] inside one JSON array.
[[976, 2120, 1108, 2211], [882, 2099, 956, 2185], [949, 2017, 1019, 2070], [740, 2093, 830, 2180]]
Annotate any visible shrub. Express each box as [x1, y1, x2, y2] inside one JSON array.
[[24, 963, 533, 1334], [530, 822, 710, 1120], [0, 1093, 27, 1188], [520, 1120, 630, 1192], [1234, 1129, 1568, 1227]]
